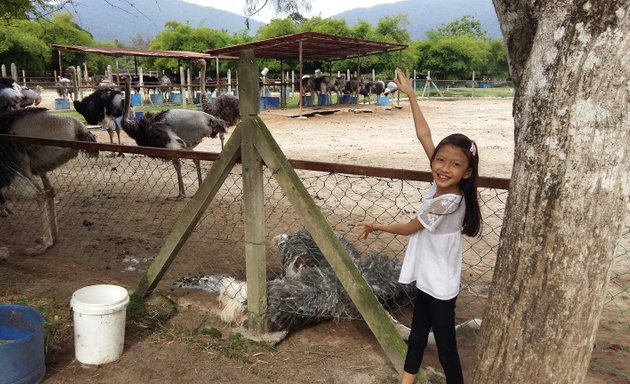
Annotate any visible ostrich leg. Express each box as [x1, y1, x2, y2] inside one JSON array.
[[193, 159, 202, 188], [24, 173, 57, 255], [168, 158, 186, 201]]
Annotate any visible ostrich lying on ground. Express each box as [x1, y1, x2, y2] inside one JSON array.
[[174, 229, 417, 335], [119, 78, 228, 200], [0, 108, 98, 254], [0, 77, 42, 112], [73, 82, 125, 146]]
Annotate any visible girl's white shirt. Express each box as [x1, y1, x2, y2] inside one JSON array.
[[399, 183, 465, 300]]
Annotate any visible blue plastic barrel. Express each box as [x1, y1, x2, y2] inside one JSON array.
[[168, 92, 182, 103], [150, 94, 164, 104], [301, 95, 313, 107], [317, 94, 330, 106], [0, 305, 45, 384], [376, 96, 389, 105], [130, 94, 142, 106], [54, 98, 70, 110]]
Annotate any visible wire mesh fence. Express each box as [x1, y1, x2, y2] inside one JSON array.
[[0, 141, 628, 379]]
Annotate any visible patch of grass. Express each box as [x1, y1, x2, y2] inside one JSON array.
[[127, 291, 176, 333]]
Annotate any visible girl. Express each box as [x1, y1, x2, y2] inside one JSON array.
[[357, 67, 481, 384]]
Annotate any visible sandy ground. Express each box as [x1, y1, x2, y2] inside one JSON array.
[[2, 92, 626, 384], [40, 91, 516, 178]]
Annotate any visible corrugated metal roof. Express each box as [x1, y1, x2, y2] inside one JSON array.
[[51, 44, 237, 60], [204, 32, 408, 61]]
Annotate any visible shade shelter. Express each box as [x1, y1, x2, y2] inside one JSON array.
[[51, 44, 235, 75], [204, 32, 408, 114], [52, 44, 238, 105]]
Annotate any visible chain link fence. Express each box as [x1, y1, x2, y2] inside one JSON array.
[[0, 141, 627, 379]]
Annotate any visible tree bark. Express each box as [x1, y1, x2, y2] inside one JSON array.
[[474, 1, 629, 383]]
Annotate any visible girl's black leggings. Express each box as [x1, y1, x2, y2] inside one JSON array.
[[403, 288, 464, 384]]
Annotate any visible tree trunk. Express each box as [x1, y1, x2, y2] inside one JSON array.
[[474, 1, 629, 383]]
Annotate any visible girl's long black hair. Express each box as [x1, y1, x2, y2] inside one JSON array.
[[431, 133, 482, 237]]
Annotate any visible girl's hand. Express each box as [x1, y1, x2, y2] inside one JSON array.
[[393, 67, 414, 96], [356, 221, 375, 240]]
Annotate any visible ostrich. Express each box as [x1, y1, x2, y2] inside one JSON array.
[[359, 81, 373, 104], [0, 107, 98, 254], [119, 78, 228, 200], [343, 77, 362, 101], [314, 76, 344, 105], [72, 72, 125, 146], [301, 75, 315, 106], [175, 229, 416, 334], [0, 77, 42, 112], [196, 59, 240, 142], [384, 81, 398, 98], [371, 80, 386, 98], [55, 76, 73, 100]]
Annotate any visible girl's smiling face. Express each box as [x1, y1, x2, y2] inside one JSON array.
[[431, 144, 472, 196]]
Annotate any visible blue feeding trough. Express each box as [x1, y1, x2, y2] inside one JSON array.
[[317, 94, 330, 106], [54, 98, 70, 110], [0, 304, 46, 384]]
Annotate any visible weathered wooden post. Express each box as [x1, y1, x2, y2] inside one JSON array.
[[10, 63, 17, 81], [239, 50, 267, 334]]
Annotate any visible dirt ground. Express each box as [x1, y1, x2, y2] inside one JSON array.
[[1, 94, 627, 383]]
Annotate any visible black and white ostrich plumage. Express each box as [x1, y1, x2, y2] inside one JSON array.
[[384, 81, 398, 97], [119, 78, 228, 200], [0, 77, 42, 112], [73, 86, 125, 145], [175, 229, 415, 334], [0, 107, 97, 254], [371, 80, 386, 98]]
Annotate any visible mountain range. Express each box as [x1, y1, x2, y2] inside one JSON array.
[[60, 0, 501, 44]]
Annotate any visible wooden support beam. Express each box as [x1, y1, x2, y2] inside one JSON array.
[[135, 125, 242, 298], [249, 115, 407, 374], [240, 49, 267, 334]]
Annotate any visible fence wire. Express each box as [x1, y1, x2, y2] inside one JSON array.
[[0, 145, 627, 379]]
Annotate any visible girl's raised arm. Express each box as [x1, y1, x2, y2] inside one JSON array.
[[394, 67, 435, 161]]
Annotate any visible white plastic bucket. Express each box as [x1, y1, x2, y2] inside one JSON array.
[[70, 284, 129, 365]]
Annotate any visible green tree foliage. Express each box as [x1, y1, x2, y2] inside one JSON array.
[[254, 18, 299, 74], [0, 12, 113, 75], [256, 18, 298, 40], [486, 38, 510, 78], [418, 15, 509, 79], [427, 14, 487, 40], [417, 35, 489, 79], [0, 20, 50, 72], [0, 0, 49, 23], [2, 2, 508, 83], [299, 17, 351, 36], [148, 21, 248, 75]]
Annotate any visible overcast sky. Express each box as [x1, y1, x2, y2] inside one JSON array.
[[182, 0, 401, 23]]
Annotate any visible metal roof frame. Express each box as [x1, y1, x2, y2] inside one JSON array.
[[204, 31, 407, 61], [51, 44, 236, 60]]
